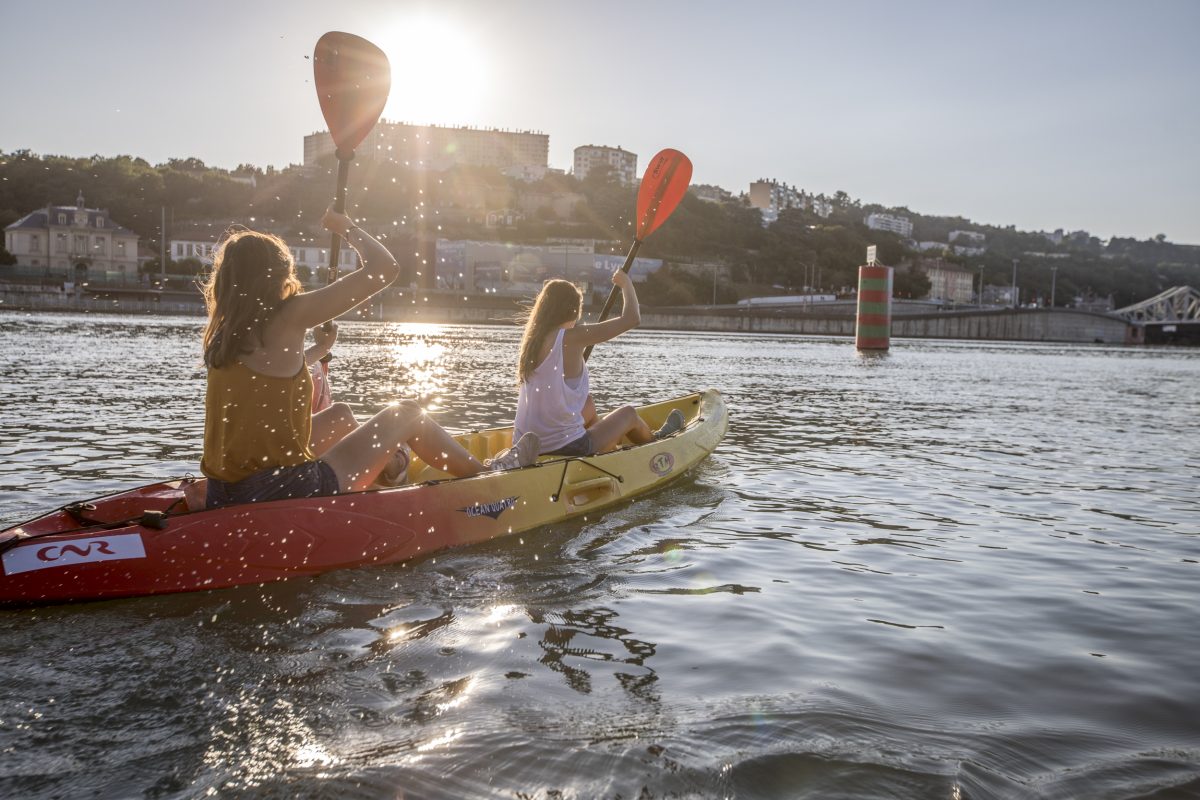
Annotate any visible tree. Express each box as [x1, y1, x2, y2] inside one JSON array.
[[170, 257, 205, 276], [894, 266, 931, 299]]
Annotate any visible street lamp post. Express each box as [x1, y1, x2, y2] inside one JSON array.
[[160, 206, 167, 282], [1011, 257, 1019, 308], [1050, 265, 1058, 308], [978, 265, 985, 306]]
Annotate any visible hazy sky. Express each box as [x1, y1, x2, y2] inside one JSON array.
[[2, 1, 1198, 243]]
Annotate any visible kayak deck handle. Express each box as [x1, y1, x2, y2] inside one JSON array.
[[563, 476, 621, 509]]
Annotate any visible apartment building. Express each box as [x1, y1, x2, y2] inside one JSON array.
[[573, 145, 638, 185], [304, 121, 549, 171], [864, 213, 914, 238]]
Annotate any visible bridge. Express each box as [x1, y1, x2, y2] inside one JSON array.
[[1114, 286, 1200, 344]]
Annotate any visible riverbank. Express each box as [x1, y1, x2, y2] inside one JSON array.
[[0, 284, 1138, 343]]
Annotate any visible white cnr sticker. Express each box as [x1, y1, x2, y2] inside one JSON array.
[[2, 532, 147, 576]]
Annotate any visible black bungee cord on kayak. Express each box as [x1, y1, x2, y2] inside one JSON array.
[[549, 457, 625, 504], [0, 494, 189, 556]]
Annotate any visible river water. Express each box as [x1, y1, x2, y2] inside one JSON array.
[[0, 312, 1197, 799]]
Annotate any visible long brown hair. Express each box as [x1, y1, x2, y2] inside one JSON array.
[[201, 230, 301, 368], [517, 279, 582, 383]]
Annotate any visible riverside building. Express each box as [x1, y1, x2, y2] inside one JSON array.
[[2, 193, 140, 284], [304, 121, 549, 171], [922, 260, 976, 304], [170, 230, 356, 285]]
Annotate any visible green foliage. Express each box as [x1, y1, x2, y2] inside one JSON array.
[[170, 257, 205, 276], [639, 264, 740, 307], [3, 149, 1197, 306], [894, 266, 932, 299]]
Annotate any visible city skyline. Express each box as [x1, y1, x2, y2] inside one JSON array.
[[1, 1, 1197, 244]]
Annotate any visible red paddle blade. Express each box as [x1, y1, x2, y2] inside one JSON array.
[[635, 148, 692, 240], [313, 32, 391, 157]]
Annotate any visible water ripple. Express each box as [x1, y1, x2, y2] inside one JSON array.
[[1, 314, 1198, 798]]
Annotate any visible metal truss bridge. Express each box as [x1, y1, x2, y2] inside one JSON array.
[[1114, 286, 1200, 324], [1114, 286, 1200, 343]]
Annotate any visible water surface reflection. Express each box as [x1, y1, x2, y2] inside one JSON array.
[[1, 314, 1198, 798]]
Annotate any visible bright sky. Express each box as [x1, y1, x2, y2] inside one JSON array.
[[2, 0, 1197, 243]]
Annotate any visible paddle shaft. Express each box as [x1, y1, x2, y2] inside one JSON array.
[[327, 154, 353, 283], [582, 238, 642, 362], [317, 155, 353, 334]]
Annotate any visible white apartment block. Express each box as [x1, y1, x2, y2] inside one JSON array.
[[171, 237, 357, 280], [748, 179, 804, 214], [692, 184, 734, 204], [924, 261, 975, 304], [502, 164, 565, 183], [864, 213, 914, 238], [948, 230, 986, 256], [747, 180, 831, 223], [573, 145, 638, 185], [304, 121, 549, 171], [1040, 228, 1065, 245], [3, 193, 139, 282], [948, 230, 985, 245]]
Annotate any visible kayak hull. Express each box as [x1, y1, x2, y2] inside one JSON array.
[[0, 390, 727, 606]]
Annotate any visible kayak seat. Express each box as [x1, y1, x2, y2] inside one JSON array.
[[181, 478, 208, 513]]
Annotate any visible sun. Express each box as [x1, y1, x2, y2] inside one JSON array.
[[377, 14, 489, 126]]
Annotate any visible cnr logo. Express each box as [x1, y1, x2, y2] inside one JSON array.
[[37, 541, 115, 562]]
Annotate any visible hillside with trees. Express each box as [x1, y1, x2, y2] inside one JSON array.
[[2, 149, 1197, 308]]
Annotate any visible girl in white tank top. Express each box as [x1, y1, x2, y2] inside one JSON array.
[[513, 274, 684, 456]]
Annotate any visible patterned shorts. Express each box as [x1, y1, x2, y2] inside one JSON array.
[[205, 460, 341, 509]]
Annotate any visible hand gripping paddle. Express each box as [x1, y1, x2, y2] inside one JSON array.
[[312, 31, 391, 283], [583, 148, 693, 360]]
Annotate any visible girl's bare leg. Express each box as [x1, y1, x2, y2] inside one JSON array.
[[405, 412, 486, 477], [310, 402, 357, 457], [321, 401, 486, 492], [585, 405, 653, 453]]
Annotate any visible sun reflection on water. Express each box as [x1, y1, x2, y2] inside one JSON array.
[[292, 742, 338, 768], [385, 326, 449, 405], [415, 727, 464, 753]]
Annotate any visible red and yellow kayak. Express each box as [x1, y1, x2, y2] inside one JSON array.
[[0, 390, 727, 606]]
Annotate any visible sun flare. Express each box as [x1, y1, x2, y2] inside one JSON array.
[[378, 15, 489, 126]]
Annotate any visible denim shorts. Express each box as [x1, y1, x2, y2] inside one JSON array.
[[206, 460, 341, 509], [546, 431, 595, 457]]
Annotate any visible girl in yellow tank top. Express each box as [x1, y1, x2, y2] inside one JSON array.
[[199, 209, 538, 509]]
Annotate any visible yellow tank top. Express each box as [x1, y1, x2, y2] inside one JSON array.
[[201, 361, 315, 484]]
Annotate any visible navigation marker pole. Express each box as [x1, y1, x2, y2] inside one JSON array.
[[856, 245, 892, 351]]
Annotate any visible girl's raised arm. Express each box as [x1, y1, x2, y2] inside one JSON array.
[[565, 270, 641, 349], [278, 209, 400, 331]]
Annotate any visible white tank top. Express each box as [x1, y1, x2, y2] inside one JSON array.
[[514, 328, 590, 452]]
